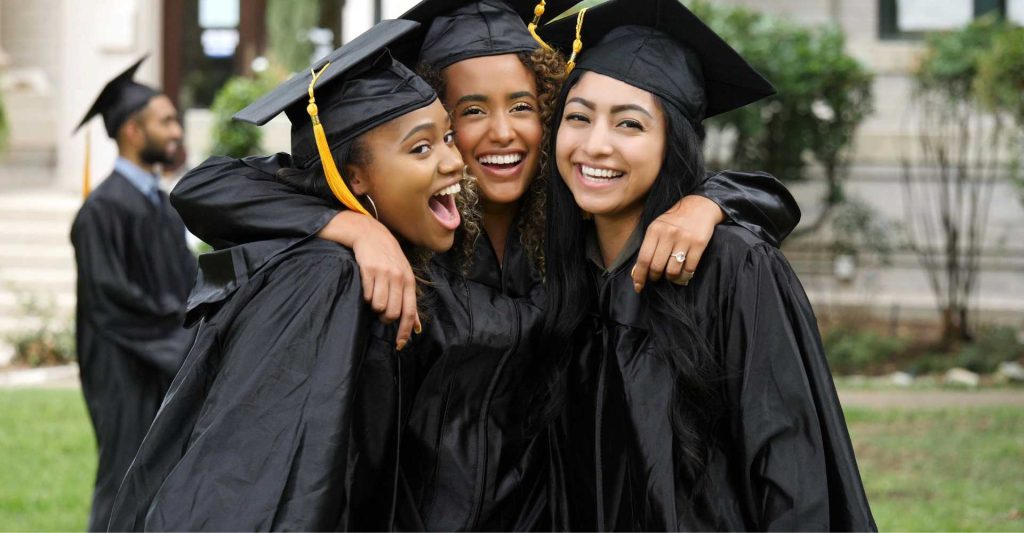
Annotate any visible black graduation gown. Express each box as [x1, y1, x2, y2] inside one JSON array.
[[108, 236, 419, 531], [166, 155, 801, 531], [553, 225, 875, 531], [69, 172, 197, 532]]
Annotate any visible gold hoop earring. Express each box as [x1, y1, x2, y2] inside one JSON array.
[[363, 194, 379, 220]]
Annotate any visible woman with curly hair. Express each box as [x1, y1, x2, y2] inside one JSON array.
[[168, 0, 801, 529]]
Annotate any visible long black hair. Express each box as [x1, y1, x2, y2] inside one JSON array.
[[537, 68, 723, 486]]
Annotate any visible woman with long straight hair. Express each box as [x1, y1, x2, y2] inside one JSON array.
[[539, 1, 875, 530], [165, 1, 801, 530]]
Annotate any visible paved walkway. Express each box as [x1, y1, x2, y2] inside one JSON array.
[[2, 365, 1023, 408], [838, 389, 1024, 408]]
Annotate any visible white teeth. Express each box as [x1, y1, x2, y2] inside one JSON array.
[[478, 153, 524, 165], [581, 165, 624, 179], [432, 182, 462, 197]]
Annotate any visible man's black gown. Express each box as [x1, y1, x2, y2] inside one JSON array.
[[108, 233, 422, 531], [69, 172, 197, 532], [157, 154, 800, 530], [551, 225, 876, 531]]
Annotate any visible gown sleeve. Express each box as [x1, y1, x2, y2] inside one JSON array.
[[717, 242, 875, 531], [70, 204, 192, 377], [692, 170, 802, 248], [170, 155, 339, 249], [111, 248, 401, 531]]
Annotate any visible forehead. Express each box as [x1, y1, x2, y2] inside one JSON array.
[[143, 94, 178, 118], [442, 53, 537, 94], [568, 71, 659, 109]]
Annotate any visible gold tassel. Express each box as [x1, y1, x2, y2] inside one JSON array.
[[306, 63, 372, 218], [82, 130, 91, 199], [528, 1, 554, 51], [565, 8, 588, 74]]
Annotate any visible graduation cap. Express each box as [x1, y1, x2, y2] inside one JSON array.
[[543, 0, 775, 124], [234, 19, 437, 217], [399, 0, 570, 70], [74, 55, 160, 139]]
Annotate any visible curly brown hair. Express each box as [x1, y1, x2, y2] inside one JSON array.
[[418, 46, 567, 276]]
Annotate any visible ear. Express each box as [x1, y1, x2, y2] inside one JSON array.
[[345, 164, 371, 196]]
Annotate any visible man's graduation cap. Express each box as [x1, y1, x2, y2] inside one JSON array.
[[399, 0, 576, 70], [544, 0, 776, 124], [74, 55, 160, 139], [234, 19, 437, 217]]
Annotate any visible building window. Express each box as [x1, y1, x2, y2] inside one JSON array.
[[879, 0, 1012, 39]]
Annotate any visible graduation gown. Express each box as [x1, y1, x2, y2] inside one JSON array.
[[108, 236, 419, 531], [167, 155, 801, 531], [553, 225, 875, 531], [69, 171, 197, 532]]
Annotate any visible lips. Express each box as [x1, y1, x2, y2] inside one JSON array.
[[428, 181, 462, 231], [476, 152, 526, 177], [575, 163, 626, 189]]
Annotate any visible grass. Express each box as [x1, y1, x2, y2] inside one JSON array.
[[0, 389, 1022, 531], [0, 389, 95, 531], [846, 406, 1024, 531]]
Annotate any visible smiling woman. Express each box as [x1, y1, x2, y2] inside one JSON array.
[[539, 0, 876, 530], [106, 20, 466, 531]]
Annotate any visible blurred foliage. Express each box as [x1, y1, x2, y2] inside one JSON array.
[[4, 291, 75, 367], [830, 196, 894, 262], [955, 326, 1024, 374], [267, 0, 320, 73], [691, 1, 874, 189], [974, 25, 1024, 207], [0, 91, 8, 152], [824, 327, 907, 375], [209, 74, 278, 158], [916, 15, 1007, 102]]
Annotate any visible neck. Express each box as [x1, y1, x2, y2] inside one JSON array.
[[594, 210, 642, 268], [480, 199, 521, 266], [119, 150, 154, 174]]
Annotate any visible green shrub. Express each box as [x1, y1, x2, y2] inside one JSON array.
[[823, 328, 907, 375], [955, 326, 1024, 374], [4, 292, 75, 367], [208, 75, 276, 158]]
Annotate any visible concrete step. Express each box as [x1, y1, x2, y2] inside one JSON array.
[[0, 267, 76, 293], [0, 220, 73, 246], [0, 243, 75, 269]]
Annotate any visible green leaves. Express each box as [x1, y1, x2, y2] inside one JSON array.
[[209, 75, 276, 158]]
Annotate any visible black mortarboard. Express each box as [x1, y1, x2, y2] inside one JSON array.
[[401, 0, 551, 70], [544, 0, 775, 123], [234, 19, 438, 216], [75, 55, 160, 138], [234, 19, 437, 168]]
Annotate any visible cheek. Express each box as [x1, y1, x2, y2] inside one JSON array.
[[454, 120, 484, 155], [555, 129, 575, 174], [518, 119, 543, 152]]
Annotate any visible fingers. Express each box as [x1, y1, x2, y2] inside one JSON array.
[[646, 236, 676, 283], [361, 266, 375, 303], [632, 231, 660, 292], [395, 275, 419, 351], [370, 271, 390, 317], [663, 247, 686, 281], [682, 241, 706, 275]]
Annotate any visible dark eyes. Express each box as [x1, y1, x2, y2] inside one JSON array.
[[619, 119, 644, 131], [511, 102, 536, 113], [411, 131, 456, 154], [565, 112, 590, 123]]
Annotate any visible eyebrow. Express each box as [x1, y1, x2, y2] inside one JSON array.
[[566, 97, 654, 119], [455, 94, 487, 107], [401, 122, 436, 143], [510, 91, 537, 101]]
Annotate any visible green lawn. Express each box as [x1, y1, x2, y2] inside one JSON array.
[[0, 389, 95, 531], [847, 406, 1024, 531], [0, 389, 1022, 531]]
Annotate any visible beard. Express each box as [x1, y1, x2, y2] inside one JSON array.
[[138, 134, 177, 166]]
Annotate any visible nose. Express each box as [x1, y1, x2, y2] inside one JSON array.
[[439, 142, 464, 176], [170, 120, 183, 141], [488, 112, 514, 145], [581, 122, 613, 158]]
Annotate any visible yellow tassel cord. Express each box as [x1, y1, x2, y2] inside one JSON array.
[[306, 63, 372, 217], [82, 130, 91, 199], [565, 8, 588, 74], [528, 1, 554, 51]]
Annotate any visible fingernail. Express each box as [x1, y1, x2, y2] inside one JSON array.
[[396, 339, 407, 351], [414, 323, 423, 335], [630, 265, 636, 278], [634, 282, 642, 293]]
